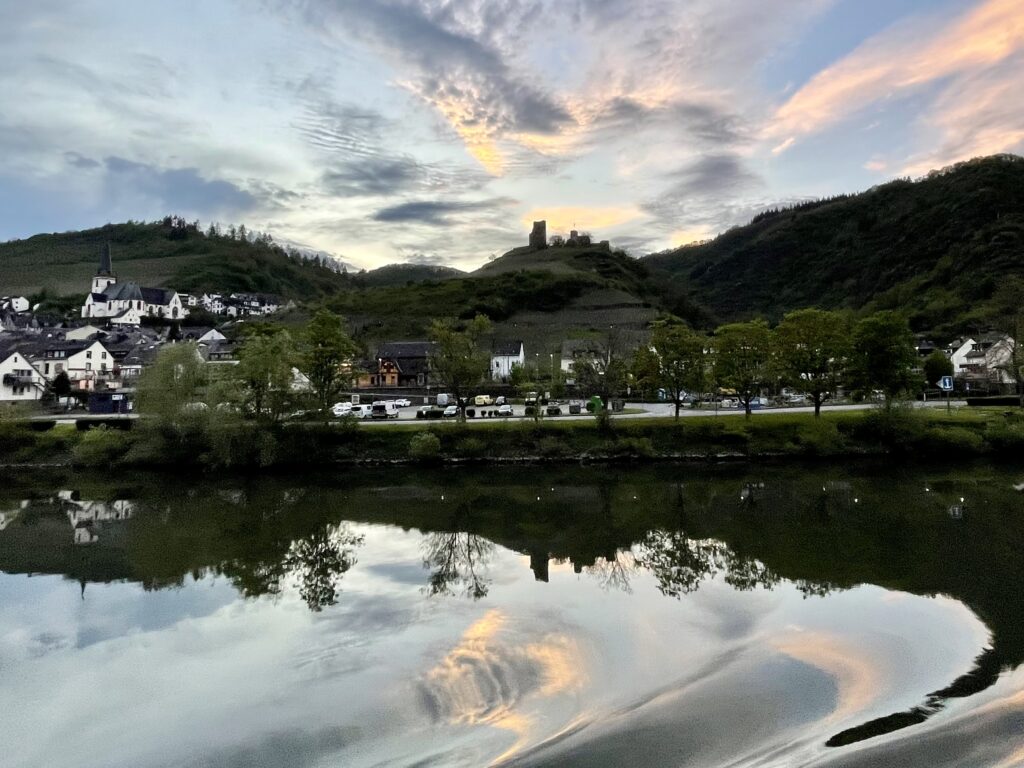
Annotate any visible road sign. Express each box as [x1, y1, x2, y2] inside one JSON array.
[[939, 376, 954, 392]]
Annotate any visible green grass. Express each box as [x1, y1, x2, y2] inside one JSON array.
[[5, 406, 1021, 468]]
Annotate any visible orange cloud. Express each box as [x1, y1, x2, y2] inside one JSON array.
[[521, 206, 643, 234], [768, 0, 1024, 145], [773, 630, 885, 723]]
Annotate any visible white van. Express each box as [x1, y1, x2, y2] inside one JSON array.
[[371, 401, 399, 419], [436, 393, 451, 407]]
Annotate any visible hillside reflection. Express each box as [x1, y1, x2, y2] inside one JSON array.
[[1, 462, 1022, 749]]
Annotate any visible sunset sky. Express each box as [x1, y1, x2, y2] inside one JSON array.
[[2, 0, 1023, 270]]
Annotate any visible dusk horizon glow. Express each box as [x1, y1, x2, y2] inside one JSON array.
[[2, 0, 1023, 270]]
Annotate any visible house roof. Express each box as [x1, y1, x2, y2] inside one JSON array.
[[377, 341, 434, 359], [140, 287, 175, 305], [104, 282, 144, 302], [493, 340, 524, 357], [561, 339, 606, 358]]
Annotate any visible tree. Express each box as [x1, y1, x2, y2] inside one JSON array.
[[630, 344, 661, 401], [714, 319, 773, 418], [301, 310, 359, 420], [649, 323, 707, 419], [989, 277, 1024, 407], [851, 311, 919, 407], [50, 370, 72, 402], [234, 330, 298, 423], [136, 343, 207, 425], [429, 314, 491, 420], [574, 357, 628, 410], [923, 350, 954, 388], [774, 309, 850, 417]]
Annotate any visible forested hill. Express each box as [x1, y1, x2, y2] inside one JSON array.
[[644, 155, 1024, 336], [0, 218, 351, 299]]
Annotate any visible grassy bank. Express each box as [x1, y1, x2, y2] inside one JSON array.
[[3, 407, 1023, 470]]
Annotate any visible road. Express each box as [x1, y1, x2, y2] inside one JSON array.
[[355, 399, 968, 426]]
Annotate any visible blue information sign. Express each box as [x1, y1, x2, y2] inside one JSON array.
[[939, 376, 954, 392]]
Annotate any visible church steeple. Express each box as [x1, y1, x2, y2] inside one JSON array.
[[91, 242, 117, 295], [98, 241, 113, 276]]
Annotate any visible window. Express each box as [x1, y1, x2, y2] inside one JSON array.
[[86, 362, 92, 371], [102, 351, 107, 359], [86, 351, 92, 359]]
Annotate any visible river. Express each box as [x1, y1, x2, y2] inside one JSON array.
[[1, 463, 1022, 767]]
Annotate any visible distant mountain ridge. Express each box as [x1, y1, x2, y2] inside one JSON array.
[[642, 154, 1024, 335], [2, 155, 1022, 341]]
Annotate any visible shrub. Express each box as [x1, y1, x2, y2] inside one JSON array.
[[608, 436, 655, 458], [409, 432, 442, 461], [456, 437, 486, 458], [923, 426, 985, 455], [538, 436, 570, 458], [986, 424, 1024, 451], [72, 426, 130, 467]]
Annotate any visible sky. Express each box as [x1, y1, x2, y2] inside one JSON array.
[[1, 0, 1023, 271]]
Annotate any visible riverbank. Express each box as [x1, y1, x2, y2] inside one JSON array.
[[2, 406, 1023, 470]]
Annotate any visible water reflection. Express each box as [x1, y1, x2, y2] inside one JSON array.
[[0, 464, 1022, 767]]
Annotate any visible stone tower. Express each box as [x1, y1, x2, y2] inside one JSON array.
[[529, 220, 547, 249]]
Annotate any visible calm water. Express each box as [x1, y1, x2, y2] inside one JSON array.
[[2, 464, 1024, 768]]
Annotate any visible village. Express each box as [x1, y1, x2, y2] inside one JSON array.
[[1, 233, 1020, 419]]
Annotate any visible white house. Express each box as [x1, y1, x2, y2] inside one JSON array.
[[82, 244, 188, 325], [29, 339, 115, 390], [491, 340, 525, 381], [0, 345, 46, 401], [1, 296, 29, 313], [952, 333, 1016, 389]]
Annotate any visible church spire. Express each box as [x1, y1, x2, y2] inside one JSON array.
[[99, 241, 113, 276]]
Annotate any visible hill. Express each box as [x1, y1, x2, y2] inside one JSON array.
[[0, 218, 351, 300], [355, 263, 465, 287], [644, 155, 1024, 336], [326, 243, 660, 352]]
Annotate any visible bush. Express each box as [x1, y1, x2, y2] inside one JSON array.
[[986, 423, 1024, 451], [608, 437, 655, 458], [409, 432, 442, 461], [923, 426, 985, 454], [72, 426, 130, 467], [456, 437, 486, 458], [538, 436, 570, 458]]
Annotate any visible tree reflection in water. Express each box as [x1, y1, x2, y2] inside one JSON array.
[[285, 524, 364, 611], [422, 531, 495, 600]]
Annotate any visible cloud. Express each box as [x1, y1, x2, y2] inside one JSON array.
[[64, 151, 100, 169], [309, 1, 574, 173], [767, 0, 1024, 154], [520, 205, 643, 235], [103, 156, 258, 216], [642, 153, 764, 240], [372, 197, 514, 225]]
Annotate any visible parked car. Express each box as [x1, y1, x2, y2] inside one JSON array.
[[546, 402, 562, 416], [474, 394, 494, 406], [332, 401, 352, 417], [371, 401, 399, 419], [720, 398, 737, 409], [436, 393, 452, 406], [497, 404, 513, 417], [351, 404, 373, 419], [394, 398, 412, 407], [495, 395, 506, 405], [443, 405, 459, 418], [568, 400, 583, 415]]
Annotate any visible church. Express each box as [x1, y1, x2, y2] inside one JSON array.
[[81, 244, 187, 325]]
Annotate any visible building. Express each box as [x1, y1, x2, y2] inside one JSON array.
[[28, 339, 116, 391], [560, 339, 608, 374], [1, 296, 29, 314], [363, 341, 435, 388], [0, 342, 46, 401], [491, 340, 525, 381], [82, 244, 188, 325], [952, 333, 1016, 391], [529, 220, 547, 249]]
